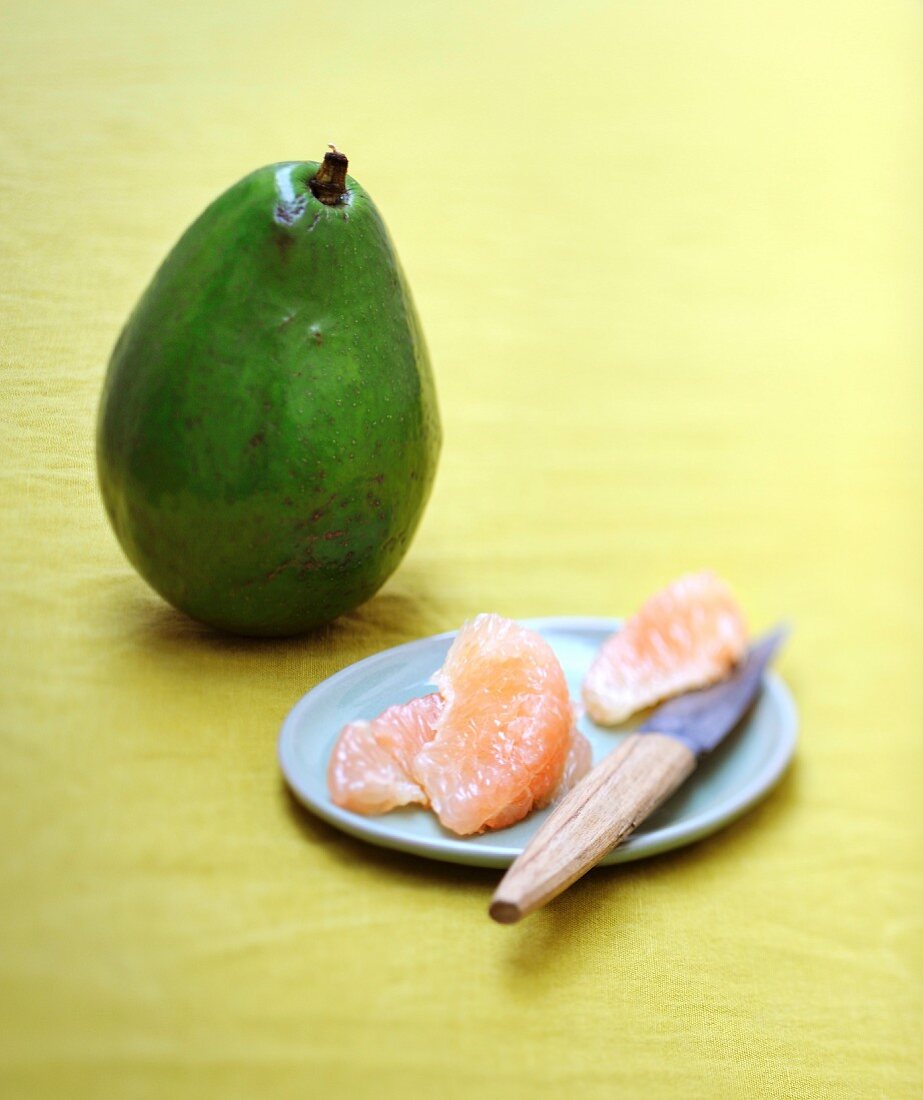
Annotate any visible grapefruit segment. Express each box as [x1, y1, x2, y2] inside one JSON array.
[[556, 727, 593, 796], [414, 614, 574, 835], [582, 571, 748, 726], [327, 693, 441, 814]]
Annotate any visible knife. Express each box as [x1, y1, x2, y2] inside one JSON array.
[[489, 626, 788, 923]]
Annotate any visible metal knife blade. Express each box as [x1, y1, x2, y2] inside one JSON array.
[[637, 624, 789, 754]]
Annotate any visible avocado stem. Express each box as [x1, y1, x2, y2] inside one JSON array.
[[310, 147, 349, 205]]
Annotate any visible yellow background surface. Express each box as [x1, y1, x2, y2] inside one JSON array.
[[1, 1, 921, 1096]]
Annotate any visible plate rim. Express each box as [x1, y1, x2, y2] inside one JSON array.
[[278, 616, 798, 868]]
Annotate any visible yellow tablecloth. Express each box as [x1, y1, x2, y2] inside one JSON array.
[[1, 1, 920, 1096]]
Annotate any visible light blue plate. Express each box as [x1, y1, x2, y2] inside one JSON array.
[[278, 617, 797, 868]]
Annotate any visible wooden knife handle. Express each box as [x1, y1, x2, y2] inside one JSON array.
[[489, 733, 696, 924]]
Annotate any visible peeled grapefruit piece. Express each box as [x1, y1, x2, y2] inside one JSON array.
[[327, 615, 590, 834], [582, 571, 748, 726], [327, 693, 442, 814], [560, 727, 593, 793], [414, 614, 575, 835]]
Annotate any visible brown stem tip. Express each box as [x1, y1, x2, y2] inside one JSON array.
[[310, 147, 349, 205]]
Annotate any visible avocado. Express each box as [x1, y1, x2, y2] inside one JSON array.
[[97, 149, 441, 635]]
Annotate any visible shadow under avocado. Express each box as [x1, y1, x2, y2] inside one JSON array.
[[111, 564, 444, 663]]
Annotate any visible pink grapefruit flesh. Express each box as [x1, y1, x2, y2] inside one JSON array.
[[582, 570, 748, 726], [327, 615, 590, 835]]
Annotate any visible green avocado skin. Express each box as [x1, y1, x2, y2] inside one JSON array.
[[97, 162, 441, 635]]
